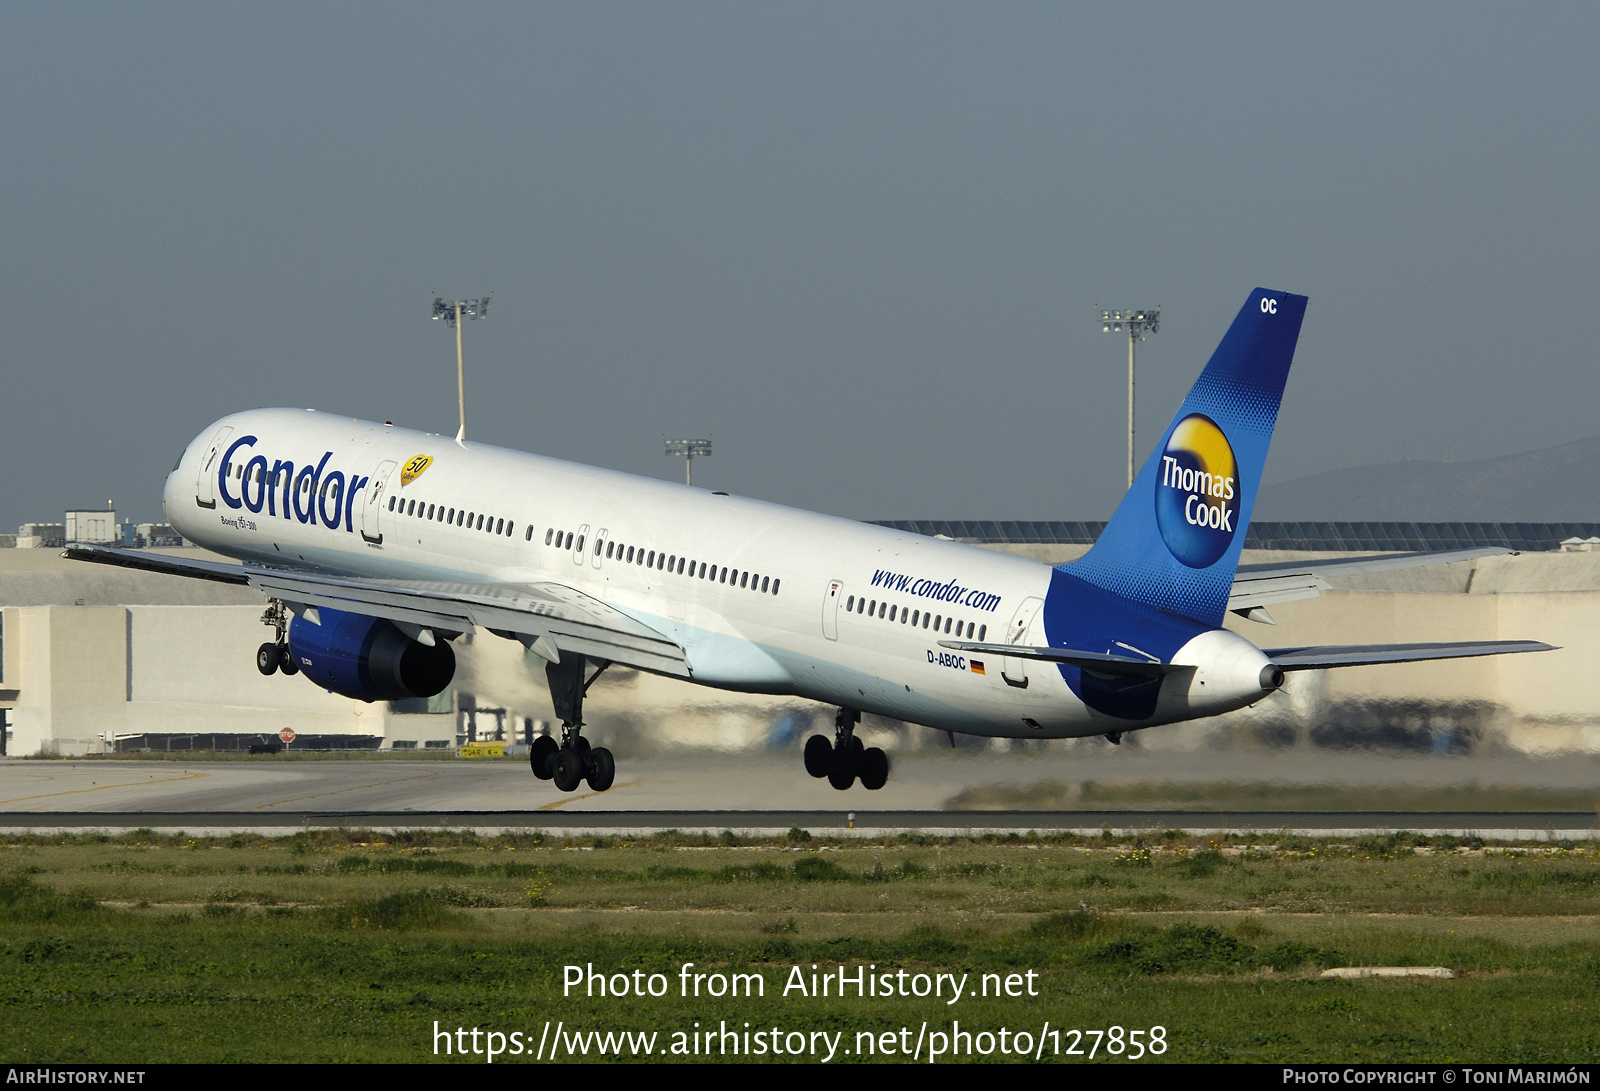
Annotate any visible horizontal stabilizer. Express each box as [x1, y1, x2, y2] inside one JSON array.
[[1266, 640, 1555, 671], [936, 640, 1184, 678]]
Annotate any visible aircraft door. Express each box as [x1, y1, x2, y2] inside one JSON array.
[[592, 528, 608, 569], [193, 426, 233, 509], [572, 524, 589, 565], [362, 460, 397, 545], [1001, 596, 1043, 689], [822, 580, 843, 640]]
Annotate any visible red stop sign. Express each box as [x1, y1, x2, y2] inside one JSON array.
[[279, 727, 296, 744]]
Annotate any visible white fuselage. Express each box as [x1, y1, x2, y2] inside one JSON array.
[[165, 409, 1273, 739]]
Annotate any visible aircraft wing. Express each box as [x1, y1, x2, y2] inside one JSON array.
[[1265, 640, 1555, 670], [1227, 546, 1514, 621], [63, 544, 690, 676]]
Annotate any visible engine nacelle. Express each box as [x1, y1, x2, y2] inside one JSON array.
[[287, 606, 455, 702]]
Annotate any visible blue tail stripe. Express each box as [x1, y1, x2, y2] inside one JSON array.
[[1062, 288, 1308, 627]]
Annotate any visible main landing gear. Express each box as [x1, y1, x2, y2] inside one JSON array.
[[530, 654, 616, 793], [804, 708, 888, 791], [255, 601, 298, 677]]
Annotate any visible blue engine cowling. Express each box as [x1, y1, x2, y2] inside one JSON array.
[[287, 606, 455, 702]]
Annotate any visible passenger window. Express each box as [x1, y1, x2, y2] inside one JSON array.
[[626, 546, 635, 563], [576, 534, 584, 552], [912, 611, 920, 626], [545, 528, 553, 545], [772, 579, 780, 595], [564, 531, 572, 549], [677, 557, 686, 574], [495, 518, 503, 534], [595, 539, 602, 555], [846, 595, 855, 611], [606, 541, 615, 559], [933, 615, 941, 630], [902, 609, 909, 624], [945, 617, 953, 634], [737, 572, 745, 588], [699, 562, 707, 579], [426, 504, 434, 519], [388, 497, 396, 511], [888, 604, 895, 621], [923, 614, 931, 629], [526, 526, 534, 541], [761, 576, 769, 593], [979, 625, 987, 641], [668, 554, 676, 570]]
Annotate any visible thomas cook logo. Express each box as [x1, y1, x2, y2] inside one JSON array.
[[400, 454, 433, 486], [1155, 414, 1239, 568]]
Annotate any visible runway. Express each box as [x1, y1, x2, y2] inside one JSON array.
[[0, 807, 1593, 840], [2, 750, 1595, 838]]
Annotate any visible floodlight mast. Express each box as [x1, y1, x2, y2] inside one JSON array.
[[663, 437, 712, 485], [1097, 305, 1161, 488], [431, 293, 493, 444]]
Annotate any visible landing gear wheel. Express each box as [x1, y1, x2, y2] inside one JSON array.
[[572, 735, 592, 757], [803, 735, 832, 778], [278, 645, 299, 675], [256, 643, 280, 676], [586, 747, 615, 792], [859, 747, 889, 790], [552, 748, 584, 792], [827, 738, 858, 790], [530, 735, 558, 780]]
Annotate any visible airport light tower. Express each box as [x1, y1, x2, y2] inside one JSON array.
[[664, 437, 712, 485], [1098, 305, 1161, 488], [431, 293, 493, 443]]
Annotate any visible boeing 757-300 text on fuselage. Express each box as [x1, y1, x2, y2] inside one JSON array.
[[69, 289, 1553, 793]]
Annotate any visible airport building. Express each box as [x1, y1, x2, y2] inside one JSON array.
[[2, 523, 1599, 757]]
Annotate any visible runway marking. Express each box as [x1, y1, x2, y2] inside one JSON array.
[[536, 779, 644, 811], [250, 769, 442, 810], [0, 770, 206, 806]]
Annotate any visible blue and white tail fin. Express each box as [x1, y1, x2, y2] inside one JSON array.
[[1066, 288, 1308, 627]]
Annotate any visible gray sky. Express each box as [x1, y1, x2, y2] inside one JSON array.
[[3, 3, 1596, 530]]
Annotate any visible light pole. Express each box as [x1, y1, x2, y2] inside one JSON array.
[[1098, 305, 1160, 488], [664, 437, 712, 485], [431, 293, 493, 443]]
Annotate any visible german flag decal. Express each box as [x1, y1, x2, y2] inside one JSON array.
[[970, 660, 986, 675], [400, 454, 433, 486]]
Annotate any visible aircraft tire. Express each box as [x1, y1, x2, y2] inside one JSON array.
[[256, 643, 280, 676], [586, 747, 616, 792], [827, 765, 856, 790], [278, 644, 299, 676], [552, 748, 585, 792], [530, 735, 558, 780], [803, 735, 832, 778], [859, 747, 889, 790]]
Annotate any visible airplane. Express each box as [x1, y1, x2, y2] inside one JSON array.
[[68, 287, 1553, 793]]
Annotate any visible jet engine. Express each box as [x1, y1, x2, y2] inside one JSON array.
[[286, 606, 455, 702]]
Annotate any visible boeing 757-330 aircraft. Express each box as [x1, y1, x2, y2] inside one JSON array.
[[68, 288, 1553, 793]]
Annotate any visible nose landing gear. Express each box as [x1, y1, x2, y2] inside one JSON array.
[[532, 653, 616, 793], [804, 708, 888, 790]]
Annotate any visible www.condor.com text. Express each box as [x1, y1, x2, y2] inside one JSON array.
[[431, 1020, 1167, 1062]]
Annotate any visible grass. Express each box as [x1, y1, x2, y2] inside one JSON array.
[[0, 828, 1597, 1063]]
